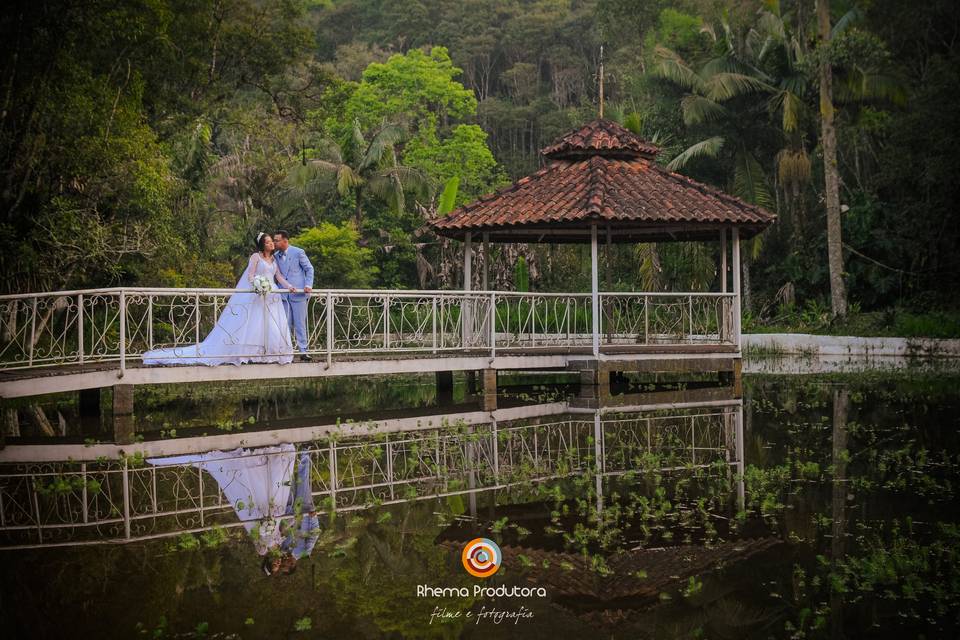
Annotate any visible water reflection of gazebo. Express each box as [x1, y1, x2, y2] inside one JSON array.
[[432, 118, 775, 399]]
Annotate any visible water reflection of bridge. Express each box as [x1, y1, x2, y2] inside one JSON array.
[[0, 397, 743, 549]]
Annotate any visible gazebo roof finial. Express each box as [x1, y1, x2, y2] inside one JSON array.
[[599, 44, 604, 119], [540, 118, 661, 160]]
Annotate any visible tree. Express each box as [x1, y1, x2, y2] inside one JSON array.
[[294, 119, 430, 235], [292, 222, 377, 288], [817, 0, 849, 318], [402, 124, 507, 205], [651, 12, 779, 309], [331, 46, 477, 139]]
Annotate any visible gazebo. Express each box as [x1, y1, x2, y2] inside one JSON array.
[[432, 118, 775, 367], [433, 118, 776, 402]]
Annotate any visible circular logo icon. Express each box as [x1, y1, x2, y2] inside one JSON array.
[[462, 538, 502, 578]]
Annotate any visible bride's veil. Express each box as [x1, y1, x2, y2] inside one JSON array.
[[142, 251, 295, 365], [191, 268, 260, 357]]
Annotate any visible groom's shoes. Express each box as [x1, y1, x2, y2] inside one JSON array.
[[296, 353, 313, 363]]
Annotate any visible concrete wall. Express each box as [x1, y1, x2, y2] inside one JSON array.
[[743, 333, 960, 358]]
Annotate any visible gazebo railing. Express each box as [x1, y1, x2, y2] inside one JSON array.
[[600, 292, 735, 346], [0, 288, 738, 372]]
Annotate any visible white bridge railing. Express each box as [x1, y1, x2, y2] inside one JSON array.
[[0, 287, 737, 372]]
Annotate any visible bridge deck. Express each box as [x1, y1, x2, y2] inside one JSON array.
[[0, 344, 738, 398], [0, 286, 741, 398]]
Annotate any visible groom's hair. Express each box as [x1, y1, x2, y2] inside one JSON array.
[[275, 230, 290, 240]]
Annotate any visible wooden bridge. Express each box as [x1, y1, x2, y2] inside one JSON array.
[[0, 284, 744, 442]]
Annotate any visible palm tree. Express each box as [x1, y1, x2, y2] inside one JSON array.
[[652, 18, 784, 207], [653, 6, 902, 316], [816, 0, 848, 318], [652, 21, 780, 310], [287, 119, 432, 236]]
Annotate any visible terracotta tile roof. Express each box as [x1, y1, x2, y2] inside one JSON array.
[[432, 153, 776, 241], [541, 118, 661, 159]]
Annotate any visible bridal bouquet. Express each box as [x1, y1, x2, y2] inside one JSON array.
[[252, 275, 272, 296]]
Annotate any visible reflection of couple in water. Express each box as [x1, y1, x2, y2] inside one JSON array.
[[262, 446, 319, 577], [148, 443, 319, 575]]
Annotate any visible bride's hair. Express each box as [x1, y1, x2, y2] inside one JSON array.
[[255, 232, 270, 253]]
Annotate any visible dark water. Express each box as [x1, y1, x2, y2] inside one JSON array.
[[7, 371, 579, 442], [3, 372, 960, 639]]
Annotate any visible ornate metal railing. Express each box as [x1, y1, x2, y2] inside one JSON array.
[[0, 406, 740, 548], [0, 288, 738, 372]]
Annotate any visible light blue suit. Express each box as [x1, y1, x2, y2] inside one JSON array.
[[276, 245, 314, 354], [282, 450, 319, 559]]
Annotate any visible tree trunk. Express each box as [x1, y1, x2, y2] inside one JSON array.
[[354, 187, 363, 234], [817, 0, 849, 318], [831, 386, 850, 637]]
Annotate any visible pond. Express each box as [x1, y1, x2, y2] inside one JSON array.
[[2, 369, 960, 639]]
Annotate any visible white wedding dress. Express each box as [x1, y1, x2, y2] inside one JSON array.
[[147, 444, 297, 555], [142, 253, 294, 366]]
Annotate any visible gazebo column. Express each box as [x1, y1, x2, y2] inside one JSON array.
[[482, 232, 489, 290], [732, 228, 741, 350], [721, 229, 729, 344], [463, 232, 472, 290], [720, 229, 728, 293], [462, 232, 474, 388], [590, 223, 600, 357], [726, 227, 743, 397], [479, 234, 490, 401]]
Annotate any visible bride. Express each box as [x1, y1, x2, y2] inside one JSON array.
[[143, 232, 297, 366], [146, 444, 298, 555]]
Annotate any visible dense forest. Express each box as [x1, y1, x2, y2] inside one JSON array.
[[2, 0, 959, 332]]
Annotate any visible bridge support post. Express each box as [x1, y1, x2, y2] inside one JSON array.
[[481, 368, 497, 411], [718, 359, 743, 398], [575, 362, 610, 408], [113, 384, 134, 445], [436, 371, 454, 405]]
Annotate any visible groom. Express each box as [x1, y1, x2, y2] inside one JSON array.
[[274, 230, 315, 362]]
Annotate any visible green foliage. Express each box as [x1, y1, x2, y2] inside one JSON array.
[[514, 255, 529, 292], [747, 306, 960, 339], [293, 616, 312, 631], [403, 125, 507, 205], [151, 261, 237, 289], [292, 223, 377, 288], [0, 0, 316, 292], [650, 8, 707, 58], [332, 46, 477, 140], [3, 0, 958, 323], [436, 177, 460, 216]]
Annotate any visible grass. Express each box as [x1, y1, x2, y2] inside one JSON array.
[[745, 304, 960, 339]]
